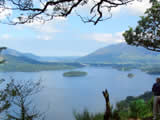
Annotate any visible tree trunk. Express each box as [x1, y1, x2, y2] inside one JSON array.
[[102, 89, 111, 120]]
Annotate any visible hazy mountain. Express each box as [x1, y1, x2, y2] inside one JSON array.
[[78, 43, 160, 64], [2, 48, 24, 57], [0, 49, 83, 72], [0, 54, 84, 72], [2, 48, 79, 62], [38, 56, 80, 62]]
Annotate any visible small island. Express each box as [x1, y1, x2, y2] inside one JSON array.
[[128, 73, 134, 78], [63, 71, 87, 77]]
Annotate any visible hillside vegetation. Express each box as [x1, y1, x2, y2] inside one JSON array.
[[0, 55, 84, 72], [74, 91, 154, 120], [63, 71, 87, 77], [2, 44, 160, 73]]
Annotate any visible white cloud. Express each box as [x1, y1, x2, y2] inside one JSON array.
[[16, 17, 67, 40], [125, 0, 151, 15], [24, 20, 59, 33], [36, 35, 52, 40], [112, 0, 151, 16], [0, 8, 12, 20], [77, 0, 151, 17], [1, 34, 10, 40], [28, 22, 60, 33], [31, 22, 60, 40], [87, 32, 124, 44]]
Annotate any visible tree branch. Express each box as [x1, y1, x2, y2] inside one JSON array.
[[0, 0, 136, 24]]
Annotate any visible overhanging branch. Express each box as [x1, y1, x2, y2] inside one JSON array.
[[0, 0, 136, 24]]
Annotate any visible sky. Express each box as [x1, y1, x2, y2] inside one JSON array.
[[0, 0, 152, 57]]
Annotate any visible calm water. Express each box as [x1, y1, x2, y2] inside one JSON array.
[[0, 67, 158, 120]]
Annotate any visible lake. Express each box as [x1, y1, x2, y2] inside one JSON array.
[[0, 66, 157, 120]]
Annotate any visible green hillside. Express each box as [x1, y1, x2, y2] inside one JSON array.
[[0, 55, 84, 72]]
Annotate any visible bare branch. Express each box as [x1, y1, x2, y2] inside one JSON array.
[[0, 0, 136, 25]]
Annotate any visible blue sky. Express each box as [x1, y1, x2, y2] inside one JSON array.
[[0, 0, 151, 56]]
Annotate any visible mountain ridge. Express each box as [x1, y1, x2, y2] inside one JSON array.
[[78, 43, 160, 64], [2, 48, 79, 62]]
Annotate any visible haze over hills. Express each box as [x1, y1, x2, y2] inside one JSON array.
[[0, 49, 84, 72], [2, 43, 160, 65], [78, 43, 160, 64], [2, 48, 80, 62], [1, 43, 160, 72]]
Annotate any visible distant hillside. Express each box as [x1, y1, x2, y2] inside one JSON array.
[[38, 56, 79, 62], [2, 48, 25, 57], [0, 50, 84, 72], [78, 43, 160, 64], [2, 48, 79, 62]]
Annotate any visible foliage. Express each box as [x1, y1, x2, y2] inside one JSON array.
[[0, 0, 139, 25], [5, 79, 43, 120], [0, 79, 45, 120], [74, 91, 154, 120], [0, 79, 11, 114], [128, 99, 152, 119], [74, 109, 104, 120], [112, 92, 153, 120], [123, 0, 160, 52]]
